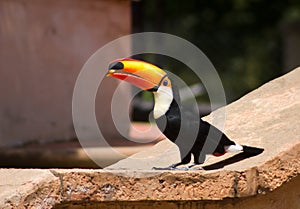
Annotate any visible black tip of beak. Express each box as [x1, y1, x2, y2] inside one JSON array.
[[108, 62, 124, 70], [147, 86, 159, 92]]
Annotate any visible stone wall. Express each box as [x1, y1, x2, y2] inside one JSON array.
[[56, 175, 300, 209]]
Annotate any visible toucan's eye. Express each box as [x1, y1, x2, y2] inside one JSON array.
[[163, 80, 168, 86]]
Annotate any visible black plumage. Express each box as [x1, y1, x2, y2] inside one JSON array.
[[154, 83, 236, 169]]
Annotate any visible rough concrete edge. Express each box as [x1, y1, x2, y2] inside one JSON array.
[[0, 170, 60, 209], [228, 141, 299, 199], [4, 136, 298, 206], [5, 143, 299, 208], [20, 141, 296, 207], [256, 142, 300, 194]]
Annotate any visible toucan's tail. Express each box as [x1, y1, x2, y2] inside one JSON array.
[[225, 143, 264, 155], [242, 145, 264, 155]]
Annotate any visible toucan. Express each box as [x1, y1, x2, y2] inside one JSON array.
[[107, 58, 263, 170]]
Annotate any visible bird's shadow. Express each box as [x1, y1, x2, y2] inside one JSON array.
[[202, 147, 264, 171]]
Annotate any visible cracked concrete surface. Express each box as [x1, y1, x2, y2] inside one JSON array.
[[0, 68, 299, 208], [0, 170, 59, 208]]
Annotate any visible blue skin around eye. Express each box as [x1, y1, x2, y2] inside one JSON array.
[[163, 80, 168, 86]]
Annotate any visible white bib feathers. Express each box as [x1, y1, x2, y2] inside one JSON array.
[[153, 86, 173, 119]]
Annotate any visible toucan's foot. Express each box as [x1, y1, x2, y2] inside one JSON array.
[[152, 164, 183, 170], [152, 166, 189, 170], [152, 163, 187, 170], [187, 163, 203, 170], [152, 163, 203, 171]]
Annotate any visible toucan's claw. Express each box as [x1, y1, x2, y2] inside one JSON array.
[[187, 163, 203, 170], [152, 163, 183, 170], [152, 165, 177, 170], [152, 163, 203, 171], [152, 166, 187, 171]]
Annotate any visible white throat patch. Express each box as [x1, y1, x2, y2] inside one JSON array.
[[153, 86, 173, 119]]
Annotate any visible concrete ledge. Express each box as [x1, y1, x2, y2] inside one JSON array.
[[46, 175, 300, 209], [0, 169, 59, 208], [0, 68, 299, 208], [1, 157, 299, 208], [53, 140, 300, 201]]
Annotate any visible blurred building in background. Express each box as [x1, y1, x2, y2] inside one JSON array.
[[0, 0, 131, 148]]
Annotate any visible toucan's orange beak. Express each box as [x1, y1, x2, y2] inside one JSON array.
[[107, 58, 167, 91]]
